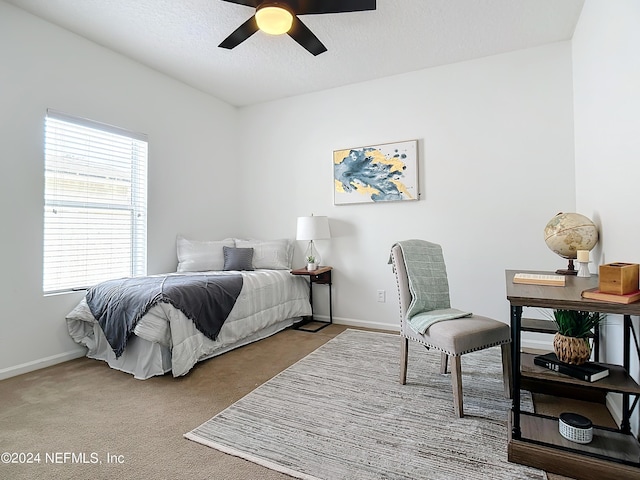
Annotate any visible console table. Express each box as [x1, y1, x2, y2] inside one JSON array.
[[506, 270, 640, 480]]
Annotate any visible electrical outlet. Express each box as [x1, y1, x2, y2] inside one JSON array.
[[377, 290, 386, 303]]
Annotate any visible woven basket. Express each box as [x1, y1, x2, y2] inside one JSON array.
[[553, 333, 591, 365]]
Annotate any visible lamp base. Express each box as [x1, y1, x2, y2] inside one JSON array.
[[556, 259, 578, 276], [304, 240, 321, 267]]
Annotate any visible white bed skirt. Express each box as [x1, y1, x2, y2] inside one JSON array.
[[79, 316, 295, 379]]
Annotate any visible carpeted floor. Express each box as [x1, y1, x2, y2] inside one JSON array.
[[186, 329, 543, 480], [0, 324, 614, 479], [0, 325, 344, 480]]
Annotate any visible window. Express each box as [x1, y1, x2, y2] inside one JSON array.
[[43, 110, 148, 293]]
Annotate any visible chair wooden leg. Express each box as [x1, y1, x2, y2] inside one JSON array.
[[451, 355, 463, 418], [400, 336, 409, 385], [440, 352, 448, 374], [501, 342, 513, 399]]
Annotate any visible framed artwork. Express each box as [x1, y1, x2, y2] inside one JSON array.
[[333, 140, 418, 205]]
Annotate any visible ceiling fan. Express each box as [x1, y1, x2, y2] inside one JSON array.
[[218, 0, 377, 56]]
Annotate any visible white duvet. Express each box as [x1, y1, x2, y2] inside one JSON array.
[[66, 270, 312, 379]]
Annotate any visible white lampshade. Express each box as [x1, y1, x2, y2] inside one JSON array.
[[296, 215, 331, 241], [296, 215, 330, 269]]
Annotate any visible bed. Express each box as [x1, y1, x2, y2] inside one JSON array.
[[65, 237, 312, 379]]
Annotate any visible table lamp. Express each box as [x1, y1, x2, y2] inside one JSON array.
[[296, 215, 330, 268]]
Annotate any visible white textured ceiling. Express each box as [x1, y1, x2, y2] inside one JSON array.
[[6, 0, 585, 107]]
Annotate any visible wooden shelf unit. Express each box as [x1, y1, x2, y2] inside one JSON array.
[[506, 270, 640, 479], [509, 415, 640, 480]]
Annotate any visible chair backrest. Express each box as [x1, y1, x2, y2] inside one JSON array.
[[391, 244, 412, 334], [390, 244, 411, 331]]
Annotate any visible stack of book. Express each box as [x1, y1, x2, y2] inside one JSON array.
[[533, 352, 609, 382]]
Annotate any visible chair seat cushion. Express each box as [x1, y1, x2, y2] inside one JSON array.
[[403, 315, 510, 355]]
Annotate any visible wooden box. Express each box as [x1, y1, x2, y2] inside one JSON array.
[[599, 263, 639, 295]]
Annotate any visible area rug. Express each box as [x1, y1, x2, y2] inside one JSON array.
[[185, 329, 543, 480]]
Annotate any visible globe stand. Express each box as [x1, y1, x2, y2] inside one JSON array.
[[556, 259, 578, 276]]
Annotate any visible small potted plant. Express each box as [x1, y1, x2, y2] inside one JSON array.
[[306, 255, 317, 271], [552, 309, 603, 365]]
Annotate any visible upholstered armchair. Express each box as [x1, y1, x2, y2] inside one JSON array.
[[390, 240, 512, 418]]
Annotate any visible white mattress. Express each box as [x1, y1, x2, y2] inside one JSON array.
[[66, 269, 312, 379]]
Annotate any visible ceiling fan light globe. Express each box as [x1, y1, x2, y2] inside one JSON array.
[[255, 5, 293, 35]]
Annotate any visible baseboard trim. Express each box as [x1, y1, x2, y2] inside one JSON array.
[[520, 337, 553, 351], [0, 349, 86, 381], [606, 393, 623, 428], [328, 316, 398, 333]]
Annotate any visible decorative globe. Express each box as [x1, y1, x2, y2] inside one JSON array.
[[544, 212, 598, 259]]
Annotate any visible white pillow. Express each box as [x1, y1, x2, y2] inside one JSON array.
[[234, 239, 293, 270], [176, 236, 235, 272]]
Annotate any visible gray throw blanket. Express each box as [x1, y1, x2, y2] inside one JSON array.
[[394, 240, 471, 334], [86, 274, 243, 358]]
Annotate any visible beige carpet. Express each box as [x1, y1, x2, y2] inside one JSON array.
[[0, 323, 610, 479], [0, 325, 344, 480]]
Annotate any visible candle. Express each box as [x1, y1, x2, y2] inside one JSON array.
[[577, 250, 589, 263]]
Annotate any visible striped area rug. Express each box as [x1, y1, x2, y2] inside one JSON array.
[[185, 329, 542, 480]]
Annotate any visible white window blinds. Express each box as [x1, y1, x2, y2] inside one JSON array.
[[43, 110, 148, 293]]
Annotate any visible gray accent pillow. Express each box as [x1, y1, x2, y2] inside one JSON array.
[[223, 246, 254, 271]]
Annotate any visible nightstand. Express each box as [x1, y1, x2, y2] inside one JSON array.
[[290, 266, 332, 332]]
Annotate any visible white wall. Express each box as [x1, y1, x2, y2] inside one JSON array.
[[238, 42, 577, 331], [0, 1, 580, 378], [0, 2, 241, 378], [573, 0, 640, 430]]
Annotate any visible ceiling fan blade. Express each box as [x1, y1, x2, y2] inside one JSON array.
[[296, 0, 376, 15], [220, 0, 259, 6], [219, 16, 259, 49], [287, 16, 326, 56]]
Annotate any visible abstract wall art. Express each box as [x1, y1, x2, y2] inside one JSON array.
[[333, 140, 418, 205]]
